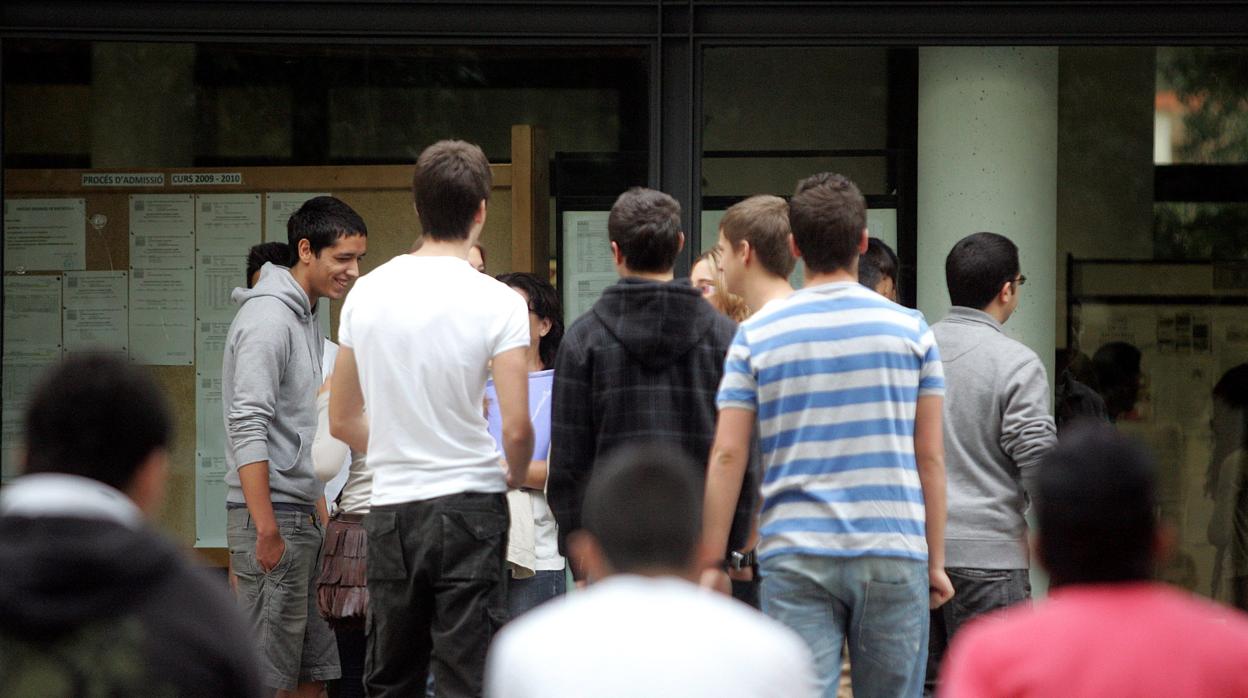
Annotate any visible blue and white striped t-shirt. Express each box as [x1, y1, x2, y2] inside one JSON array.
[[717, 282, 944, 563]]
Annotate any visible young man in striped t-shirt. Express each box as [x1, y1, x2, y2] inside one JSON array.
[[702, 173, 953, 698]]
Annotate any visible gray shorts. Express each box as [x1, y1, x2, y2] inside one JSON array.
[[227, 507, 341, 691]]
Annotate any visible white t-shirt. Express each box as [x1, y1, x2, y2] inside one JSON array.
[[338, 254, 530, 506], [486, 575, 818, 698]]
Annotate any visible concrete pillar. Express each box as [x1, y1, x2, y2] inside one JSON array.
[[917, 47, 1059, 389], [90, 43, 197, 168], [917, 47, 1059, 595]]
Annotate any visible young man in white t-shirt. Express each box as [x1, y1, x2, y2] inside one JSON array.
[[486, 444, 817, 698], [330, 139, 534, 698]]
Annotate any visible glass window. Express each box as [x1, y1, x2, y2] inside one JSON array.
[[1062, 46, 1248, 607]]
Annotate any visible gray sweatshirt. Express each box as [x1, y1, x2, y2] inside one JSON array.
[[933, 307, 1057, 569], [223, 263, 324, 506]]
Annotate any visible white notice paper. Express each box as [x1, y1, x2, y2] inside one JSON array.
[[4, 275, 63, 361], [196, 370, 225, 457], [195, 452, 228, 548], [129, 268, 194, 365], [4, 199, 85, 272], [197, 194, 263, 254], [2, 360, 55, 481], [562, 211, 618, 322], [62, 271, 128, 358], [198, 253, 248, 322], [194, 318, 228, 546], [3, 275, 62, 479], [131, 194, 195, 270], [265, 192, 330, 242]]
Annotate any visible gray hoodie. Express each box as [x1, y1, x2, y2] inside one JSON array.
[[933, 307, 1057, 569], [223, 263, 324, 506]]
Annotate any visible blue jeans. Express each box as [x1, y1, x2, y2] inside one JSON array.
[[507, 568, 567, 620], [761, 553, 929, 698]]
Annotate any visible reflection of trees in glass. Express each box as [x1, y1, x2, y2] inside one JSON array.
[[1154, 203, 1248, 260], [1158, 47, 1248, 164]]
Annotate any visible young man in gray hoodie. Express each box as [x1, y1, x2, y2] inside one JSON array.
[[224, 196, 367, 697], [925, 231, 1057, 694]]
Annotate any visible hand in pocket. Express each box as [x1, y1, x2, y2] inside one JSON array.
[[256, 530, 287, 573]]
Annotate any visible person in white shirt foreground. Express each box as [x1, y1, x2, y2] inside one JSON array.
[[486, 444, 817, 698]]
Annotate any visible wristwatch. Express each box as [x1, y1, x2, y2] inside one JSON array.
[[727, 549, 757, 570]]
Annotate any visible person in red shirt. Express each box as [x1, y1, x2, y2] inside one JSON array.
[[939, 422, 1248, 698]]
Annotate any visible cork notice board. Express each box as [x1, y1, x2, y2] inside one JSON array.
[[2, 125, 550, 565]]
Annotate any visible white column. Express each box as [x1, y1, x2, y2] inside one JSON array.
[[916, 47, 1058, 388]]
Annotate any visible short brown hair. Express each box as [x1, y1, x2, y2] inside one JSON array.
[[412, 140, 492, 240], [608, 187, 683, 273], [789, 172, 866, 274], [720, 195, 795, 279]]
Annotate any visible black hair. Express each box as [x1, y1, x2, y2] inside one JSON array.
[[246, 241, 290, 288], [495, 272, 564, 370], [607, 187, 683, 274], [1092, 341, 1143, 422], [1214, 364, 1248, 411], [1213, 363, 1248, 450], [788, 172, 867, 274], [23, 353, 172, 492], [582, 444, 702, 574], [286, 196, 368, 264], [859, 237, 899, 294], [945, 232, 1021, 310], [1037, 422, 1157, 587]]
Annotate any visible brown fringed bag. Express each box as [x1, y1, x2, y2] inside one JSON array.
[[316, 514, 369, 630]]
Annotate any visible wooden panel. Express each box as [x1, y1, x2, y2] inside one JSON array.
[[509, 125, 551, 276], [152, 365, 198, 544]]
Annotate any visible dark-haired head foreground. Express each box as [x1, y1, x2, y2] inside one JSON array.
[[0, 354, 263, 696], [1035, 422, 1159, 587], [572, 444, 705, 579], [938, 422, 1248, 697]]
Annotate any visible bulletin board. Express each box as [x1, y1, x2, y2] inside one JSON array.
[[2, 125, 550, 565]]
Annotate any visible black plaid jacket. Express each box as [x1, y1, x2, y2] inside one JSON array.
[[548, 277, 760, 557]]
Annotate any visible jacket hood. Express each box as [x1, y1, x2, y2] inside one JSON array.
[[0, 517, 180, 640], [230, 262, 313, 319], [591, 278, 720, 370]]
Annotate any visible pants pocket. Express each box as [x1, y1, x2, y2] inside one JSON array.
[[363, 511, 408, 581], [440, 509, 508, 582], [857, 576, 927, 670], [947, 568, 1029, 628]]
